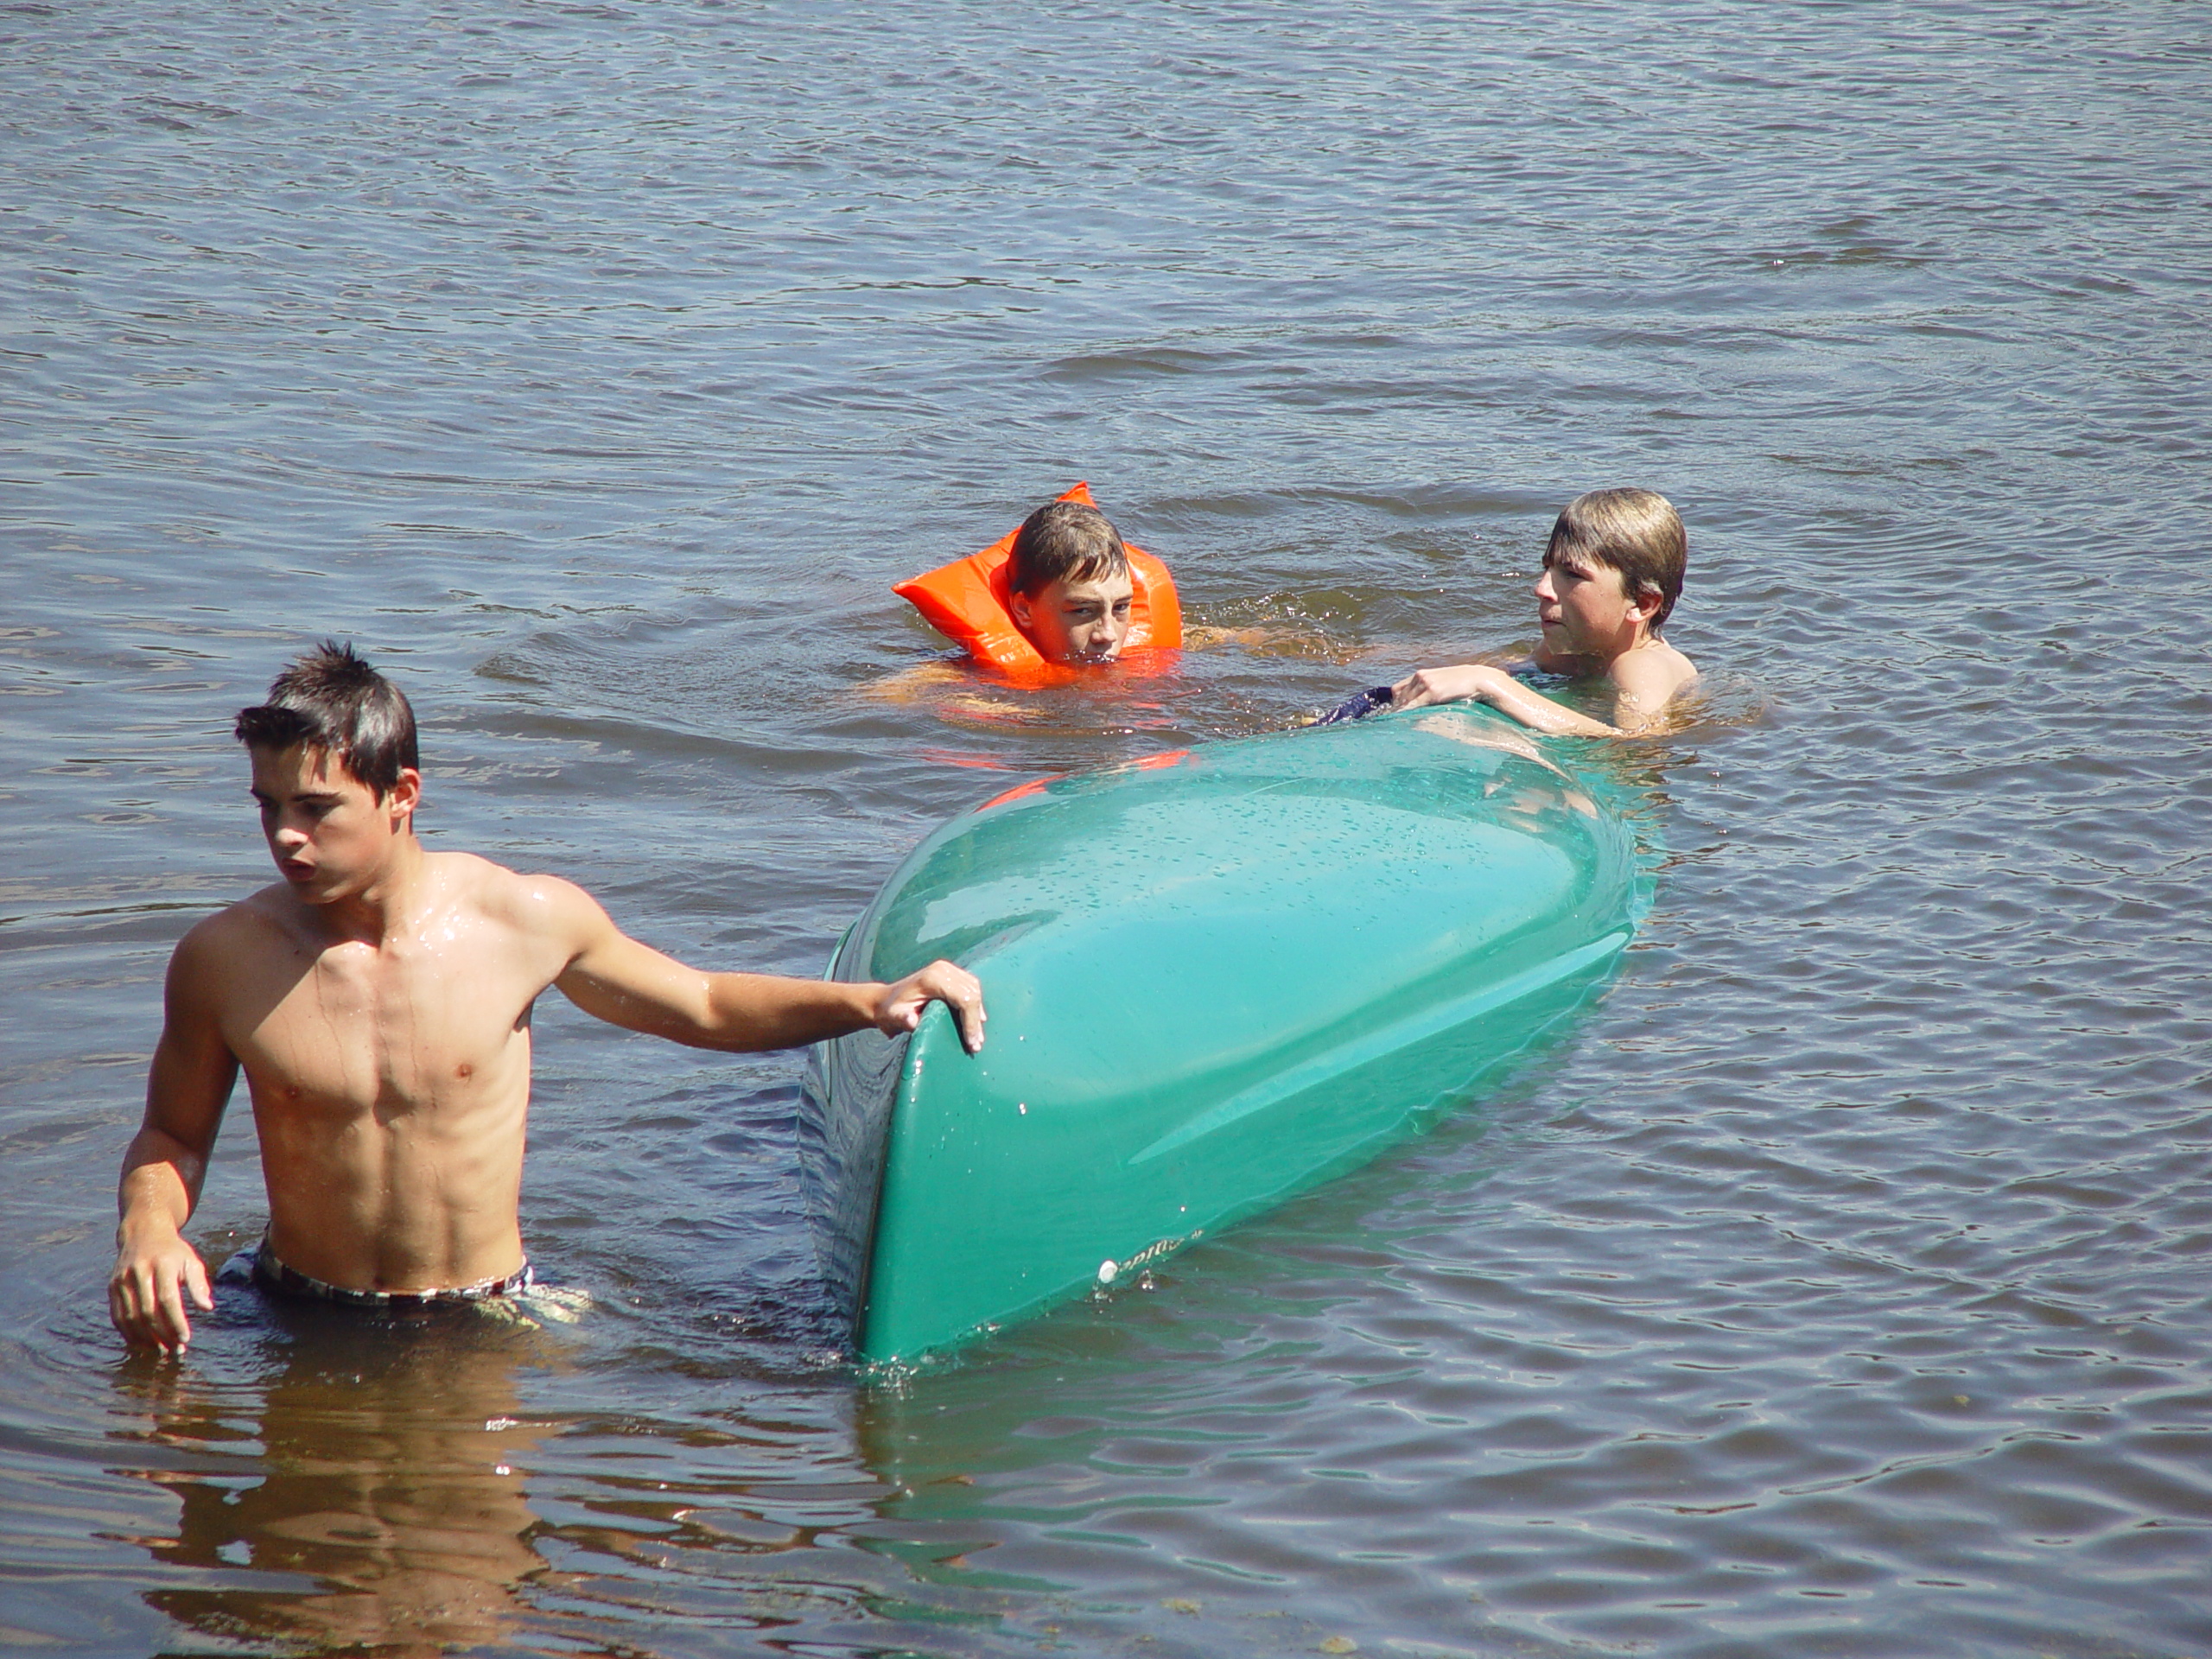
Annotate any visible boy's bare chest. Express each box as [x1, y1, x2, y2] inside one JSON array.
[[228, 930, 545, 1113]]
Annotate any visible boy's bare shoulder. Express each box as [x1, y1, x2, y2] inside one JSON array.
[[166, 887, 319, 1007], [1609, 641, 1699, 723], [434, 849, 608, 935], [180, 883, 308, 955]]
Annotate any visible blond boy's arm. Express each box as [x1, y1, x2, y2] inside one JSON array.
[[1389, 664, 1621, 737]]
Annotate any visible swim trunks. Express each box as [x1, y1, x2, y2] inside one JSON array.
[[218, 1237, 535, 1307], [1317, 663, 1558, 727], [1315, 684, 1396, 725]]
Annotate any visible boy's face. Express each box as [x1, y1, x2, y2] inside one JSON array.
[[1009, 569, 1135, 665], [1534, 550, 1656, 658], [249, 742, 419, 905]]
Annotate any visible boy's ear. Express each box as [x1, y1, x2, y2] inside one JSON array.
[[386, 766, 423, 822], [1007, 590, 1035, 630]]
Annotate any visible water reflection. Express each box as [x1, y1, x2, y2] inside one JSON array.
[[113, 1305, 560, 1656]]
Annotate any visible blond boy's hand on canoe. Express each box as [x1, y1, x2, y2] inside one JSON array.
[[1389, 664, 1508, 711]]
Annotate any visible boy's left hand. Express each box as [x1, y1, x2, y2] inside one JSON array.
[[874, 960, 987, 1054], [1389, 664, 1510, 711]]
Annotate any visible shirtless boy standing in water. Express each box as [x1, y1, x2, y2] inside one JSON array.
[[1384, 488, 1697, 734], [109, 642, 984, 1351]]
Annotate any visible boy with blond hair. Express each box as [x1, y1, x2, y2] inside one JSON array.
[[1378, 487, 1696, 735]]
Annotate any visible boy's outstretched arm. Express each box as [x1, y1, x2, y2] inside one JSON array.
[[544, 879, 986, 1054], [1389, 664, 1623, 737]]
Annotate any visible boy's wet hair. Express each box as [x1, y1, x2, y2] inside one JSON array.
[[1547, 489, 1687, 631], [1008, 501, 1128, 598], [233, 639, 419, 797]]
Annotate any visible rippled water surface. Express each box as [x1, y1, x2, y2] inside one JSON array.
[[6, 3, 2211, 1655]]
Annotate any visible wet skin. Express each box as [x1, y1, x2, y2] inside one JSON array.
[[1391, 550, 1696, 735], [109, 743, 985, 1351]]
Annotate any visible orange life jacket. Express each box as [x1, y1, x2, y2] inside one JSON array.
[[893, 482, 1183, 685]]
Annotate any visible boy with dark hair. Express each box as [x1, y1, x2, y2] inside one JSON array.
[[1005, 499, 1136, 666], [1380, 488, 1697, 735], [109, 641, 985, 1349], [232, 640, 420, 793]]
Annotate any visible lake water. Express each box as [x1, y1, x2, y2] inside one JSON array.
[[4, 2, 2210, 1655]]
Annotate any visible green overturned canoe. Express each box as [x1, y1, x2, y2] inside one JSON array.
[[800, 706, 1650, 1363]]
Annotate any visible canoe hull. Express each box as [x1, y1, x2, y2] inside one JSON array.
[[801, 708, 1649, 1363]]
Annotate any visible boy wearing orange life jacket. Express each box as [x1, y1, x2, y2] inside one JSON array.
[[892, 483, 1183, 686], [1004, 499, 1137, 666]]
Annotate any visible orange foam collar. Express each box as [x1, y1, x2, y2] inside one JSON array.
[[893, 483, 1183, 686]]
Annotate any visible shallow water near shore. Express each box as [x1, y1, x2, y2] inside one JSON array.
[[4, 3, 2210, 1656]]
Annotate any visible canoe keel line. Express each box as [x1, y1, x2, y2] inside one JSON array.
[[800, 708, 1653, 1363]]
